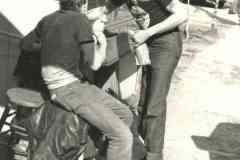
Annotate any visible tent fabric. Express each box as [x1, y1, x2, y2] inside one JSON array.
[[0, 12, 22, 106]]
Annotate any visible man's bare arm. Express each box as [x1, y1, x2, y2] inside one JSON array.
[[131, 0, 188, 45], [148, 0, 188, 35]]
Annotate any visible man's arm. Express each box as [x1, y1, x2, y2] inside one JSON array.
[[90, 19, 107, 71], [90, 32, 107, 71], [131, 0, 188, 45], [20, 18, 44, 52], [20, 30, 41, 52], [76, 14, 107, 71], [148, 0, 188, 35]]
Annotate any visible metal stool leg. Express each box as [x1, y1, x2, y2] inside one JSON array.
[[0, 104, 29, 160], [0, 106, 11, 133]]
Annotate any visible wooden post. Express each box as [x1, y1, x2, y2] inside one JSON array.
[[206, 0, 219, 29], [237, 0, 240, 25], [214, 0, 219, 27], [186, 0, 190, 40]]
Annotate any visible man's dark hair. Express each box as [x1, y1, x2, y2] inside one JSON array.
[[58, 0, 83, 11]]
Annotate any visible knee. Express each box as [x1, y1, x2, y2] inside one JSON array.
[[123, 128, 133, 142], [122, 129, 133, 149], [118, 105, 134, 127], [115, 126, 133, 148], [126, 111, 134, 127]]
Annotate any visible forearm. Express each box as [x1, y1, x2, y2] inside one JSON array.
[[146, 12, 187, 37], [129, 0, 188, 45]]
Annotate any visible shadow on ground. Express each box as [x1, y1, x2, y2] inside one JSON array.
[[192, 123, 240, 160]]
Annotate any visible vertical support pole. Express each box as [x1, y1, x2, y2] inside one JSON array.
[[212, 0, 219, 29], [186, 0, 190, 40], [0, 106, 10, 132], [237, 0, 240, 25]]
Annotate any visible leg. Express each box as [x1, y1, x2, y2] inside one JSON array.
[[50, 81, 133, 160], [141, 33, 182, 160]]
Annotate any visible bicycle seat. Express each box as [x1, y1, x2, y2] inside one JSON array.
[[7, 88, 44, 108]]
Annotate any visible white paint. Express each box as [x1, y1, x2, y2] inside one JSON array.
[[0, 0, 58, 35]]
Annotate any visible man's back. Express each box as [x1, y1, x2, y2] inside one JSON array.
[[38, 10, 93, 89]]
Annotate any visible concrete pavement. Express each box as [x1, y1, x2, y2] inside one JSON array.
[[165, 8, 240, 159]]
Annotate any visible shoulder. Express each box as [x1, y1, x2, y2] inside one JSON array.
[[155, 0, 173, 8], [155, 0, 186, 13], [64, 11, 87, 19], [37, 11, 60, 28], [164, 0, 187, 13], [71, 13, 91, 27], [41, 11, 59, 21]]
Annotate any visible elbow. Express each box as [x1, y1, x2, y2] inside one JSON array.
[[20, 37, 41, 52], [170, 3, 188, 25], [91, 63, 101, 71], [21, 42, 41, 52], [90, 55, 106, 71], [177, 10, 188, 25], [181, 12, 188, 24], [177, 2, 189, 24]]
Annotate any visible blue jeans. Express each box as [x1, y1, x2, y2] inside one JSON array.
[[141, 31, 182, 160], [50, 80, 133, 160]]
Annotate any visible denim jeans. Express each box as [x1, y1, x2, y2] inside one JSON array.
[[50, 80, 133, 160], [141, 31, 182, 160]]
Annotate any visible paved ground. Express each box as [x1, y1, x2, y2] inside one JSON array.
[[165, 8, 240, 160]]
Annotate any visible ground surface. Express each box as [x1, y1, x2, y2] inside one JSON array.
[[165, 7, 240, 160]]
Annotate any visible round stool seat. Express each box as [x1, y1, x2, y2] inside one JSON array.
[[7, 88, 44, 108]]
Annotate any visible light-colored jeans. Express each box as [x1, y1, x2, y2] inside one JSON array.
[[50, 80, 133, 160]]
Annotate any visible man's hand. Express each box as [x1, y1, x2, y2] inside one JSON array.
[[88, 7, 108, 71], [128, 29, 151, 47], [91, 32, 107, 71]]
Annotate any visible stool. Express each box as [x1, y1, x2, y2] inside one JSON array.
[[0, 88, 44, 160]]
